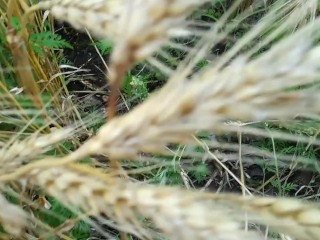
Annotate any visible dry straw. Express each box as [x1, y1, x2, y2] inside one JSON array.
[[1, 0, 320, 239]]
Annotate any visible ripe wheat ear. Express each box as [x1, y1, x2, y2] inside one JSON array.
[[0, 193, 27, 237], [0, 127, 74, 174], [21, 165, 320, 240], [25, 0, 211, 117], [2, 1, 320, 180], [63, 17, 320, 161], [25, 0, 208, 61]]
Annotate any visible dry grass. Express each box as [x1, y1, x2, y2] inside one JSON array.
[[1, 0, 320, 239]]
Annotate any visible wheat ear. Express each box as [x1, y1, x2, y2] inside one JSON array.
[[1, 14, 320, 182], [25, 0, 211, 117], [27, 0, 208, 61], [70, 18, 320, 160], [0, 127, 74, 174], [0, 193, 27, 236], [22, 165, 320, 240]]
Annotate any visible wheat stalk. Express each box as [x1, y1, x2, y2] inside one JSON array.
[[21, 165, 320, 240]]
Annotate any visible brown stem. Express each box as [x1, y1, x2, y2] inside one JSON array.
[[107, 47, 133, 171]]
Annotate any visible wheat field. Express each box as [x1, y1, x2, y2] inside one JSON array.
[[1, 0, 320, 239]]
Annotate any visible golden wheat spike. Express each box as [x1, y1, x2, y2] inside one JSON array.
[[0, 193, 27, 236], [24, 0, 319, 119], [23, 165, 320, 240], [1, 9, 320, 180], [25, 0, 210, 118], [27, 0, 207, 60], [0, 127, 74, 174], [0, 1, 318, 183], [22, 165, 261, 239], [64, 17, 320, 160]]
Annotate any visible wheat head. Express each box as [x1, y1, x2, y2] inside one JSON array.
[[0, 126, 74, 174], [3, 27, 320, 180], [20, 165, 320, 240], [25, 0, 212, 117], [0, 193, 27, 236], [28, 0, 208, 61], [1, 0, 320, 181], [71, 17, 320, 160]]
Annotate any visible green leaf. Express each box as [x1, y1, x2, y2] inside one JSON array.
[[190, 163, 210, 183], [0, 25, 6, 44], [95, 39, 113, 55], [29, 31, 73, 56], [123, 75, 149, 101], [11, 16, 22, 32]]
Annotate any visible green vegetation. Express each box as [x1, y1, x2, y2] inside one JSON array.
[[95, 39, 113, 55]]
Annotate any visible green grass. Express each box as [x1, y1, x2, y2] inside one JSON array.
[[37, 197, 90, 240], [94, 39, 113, 55]]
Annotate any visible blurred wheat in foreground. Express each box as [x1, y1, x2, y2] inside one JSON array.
[[1, 0, 320, 239]]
